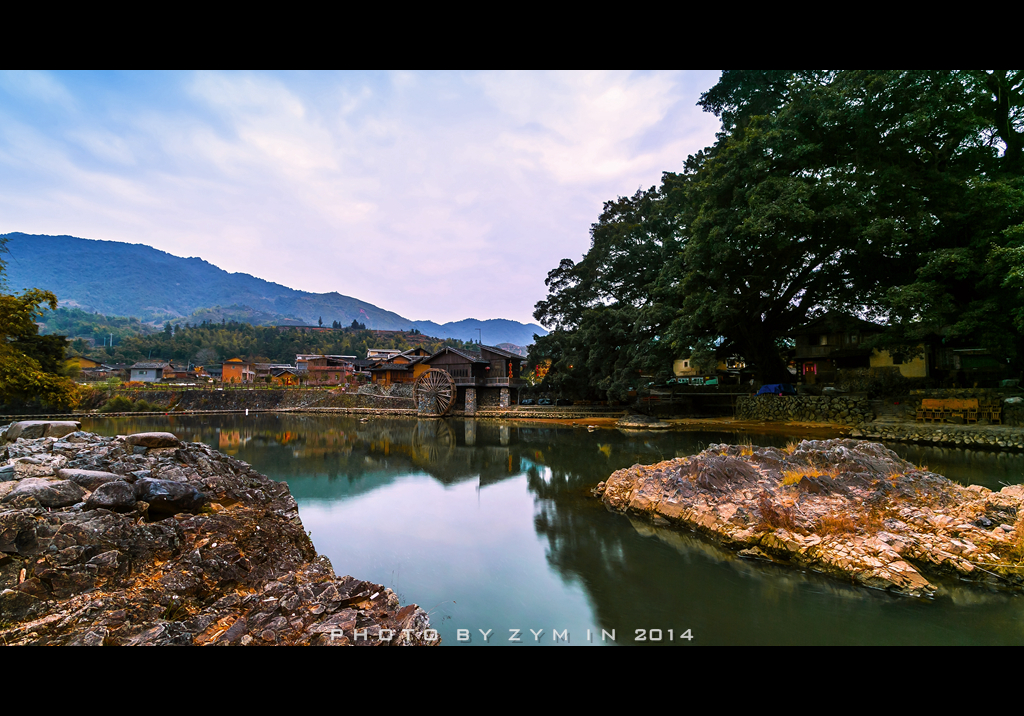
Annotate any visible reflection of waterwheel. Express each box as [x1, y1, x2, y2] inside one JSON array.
[[414, 368, 456, 417], [412, 420, 456, 462]]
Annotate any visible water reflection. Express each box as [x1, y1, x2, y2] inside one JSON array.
[[82, 414, 1024, 645]]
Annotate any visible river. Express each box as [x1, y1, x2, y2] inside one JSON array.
[[81, 413, 1024, 645]]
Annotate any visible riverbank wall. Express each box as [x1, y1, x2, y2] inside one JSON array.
[[854, 421, 1024, 450], [737, 395, 875, 424]]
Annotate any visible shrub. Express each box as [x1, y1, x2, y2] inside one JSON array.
[[814, 513, 858, 535], [756, 492, 798, 531], [99, 395, 135, 413]]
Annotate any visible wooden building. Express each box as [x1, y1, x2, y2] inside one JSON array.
[[369, 348, 433, 386], [418, 345, 526, 412], [791, 313, 930, 384]]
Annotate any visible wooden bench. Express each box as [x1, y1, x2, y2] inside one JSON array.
[[916, 398, 979, 423]]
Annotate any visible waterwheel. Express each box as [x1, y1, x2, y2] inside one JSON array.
[[414, 368, 456, 417], [411, 420, 456, 463]]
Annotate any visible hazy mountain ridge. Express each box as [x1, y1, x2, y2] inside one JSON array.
[[2, 233, 547, 345]]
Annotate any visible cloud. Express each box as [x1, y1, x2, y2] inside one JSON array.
[[0, 70, 723, 324], [0, 71, 76, 110]]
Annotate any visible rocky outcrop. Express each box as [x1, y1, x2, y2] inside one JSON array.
[[596, 439, 1024, 597], [0, 421, 436, 645], [617, 414, 671, 430]]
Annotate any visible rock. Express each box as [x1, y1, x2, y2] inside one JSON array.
[[132, 478, 209, 516], [598, 438, 1024, 598], [56, 469, 128, 490], [84, 481, 139, 512], [617, 415, 672, 430], [0, 429, 436, 646], [2, 478, 86, 508], [4, 421, 81, 442], [124, 432, 181, 449]]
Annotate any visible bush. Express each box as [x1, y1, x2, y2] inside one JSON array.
[[99, 395, 135, 413]]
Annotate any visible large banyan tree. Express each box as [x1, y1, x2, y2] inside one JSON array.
[[532, 70, 1024, 397]]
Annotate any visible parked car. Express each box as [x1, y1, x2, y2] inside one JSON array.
[[538, 398, 553, 406], [520, 399, 535, 406]]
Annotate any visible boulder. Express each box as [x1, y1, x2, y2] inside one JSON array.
[[2, 478, 86, 508], [4, 421, 81, 442], [596, 438, 1024, 597], [57, 469, 129, 490], [133, 478, 208, 516], [124, 432, 181, 449], [0, 429, 436, 646], [84, 481, 138, 512]]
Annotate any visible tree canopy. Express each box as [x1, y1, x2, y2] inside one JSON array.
[[532, 70, 1024, 398], [0, 288, 79, 410]]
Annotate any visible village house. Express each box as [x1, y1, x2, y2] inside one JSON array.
[[221, 358, 256, 385], [369, 348, 433, 387], [791, 313, 929, 384], [67, 357, 127, 382], [366, 348, 403, 362], [417, 345, 526, 412], [129, 361, 174, 383], [295, 355, 355, 386], [672, 356, 748, 384]]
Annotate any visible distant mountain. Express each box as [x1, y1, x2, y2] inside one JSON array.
[[2, 233, 547, 346]]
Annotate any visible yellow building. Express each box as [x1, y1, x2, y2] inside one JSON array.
[[869, 347, 929, 378]]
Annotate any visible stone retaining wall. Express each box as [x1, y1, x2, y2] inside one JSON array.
[[855, 422, 1024, 450], [736, 395, 874, 425]]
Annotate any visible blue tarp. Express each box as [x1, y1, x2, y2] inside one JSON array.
[[757, 384, 796, 396]]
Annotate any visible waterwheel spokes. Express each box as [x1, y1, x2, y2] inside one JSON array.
[[414, 368, 456, 417]]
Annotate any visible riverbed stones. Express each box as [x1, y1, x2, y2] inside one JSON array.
[[0, 425, 436, 646], [3, 421, 82, 442], [84, 481, 139, 512], [124, 432, 180, 449], [596, 438, 1024, 598], [2, 478, 86, 509], [56, 469, 127, 490], [617, 414, 672, 430], [133, 478, 207, 516]]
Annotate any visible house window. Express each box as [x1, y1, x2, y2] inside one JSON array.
[[819, 335, 829, 346]]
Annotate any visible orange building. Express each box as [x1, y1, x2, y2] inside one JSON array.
[[222, 358, 256, 384]]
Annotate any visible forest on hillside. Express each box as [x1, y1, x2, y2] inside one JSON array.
[[69, 319, 477, 366]]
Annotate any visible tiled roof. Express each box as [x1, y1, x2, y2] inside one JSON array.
[[426, 346, 488, 363], [481, 345, 521, 359]]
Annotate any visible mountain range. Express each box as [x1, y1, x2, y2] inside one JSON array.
[[1, 233, 547, 346]]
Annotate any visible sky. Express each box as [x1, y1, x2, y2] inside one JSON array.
[[0, 70, 723, 326]]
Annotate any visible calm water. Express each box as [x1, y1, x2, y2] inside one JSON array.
[[82, 414, 1024, 646]]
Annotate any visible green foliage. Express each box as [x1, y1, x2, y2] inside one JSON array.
[[98, 395, 135, 412], [98, 395, 160, 413], [67, 319, 475, 367], [535, 70, 1024, 397], [36, 306, 154, 347], [0, 289, 79, 410]]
